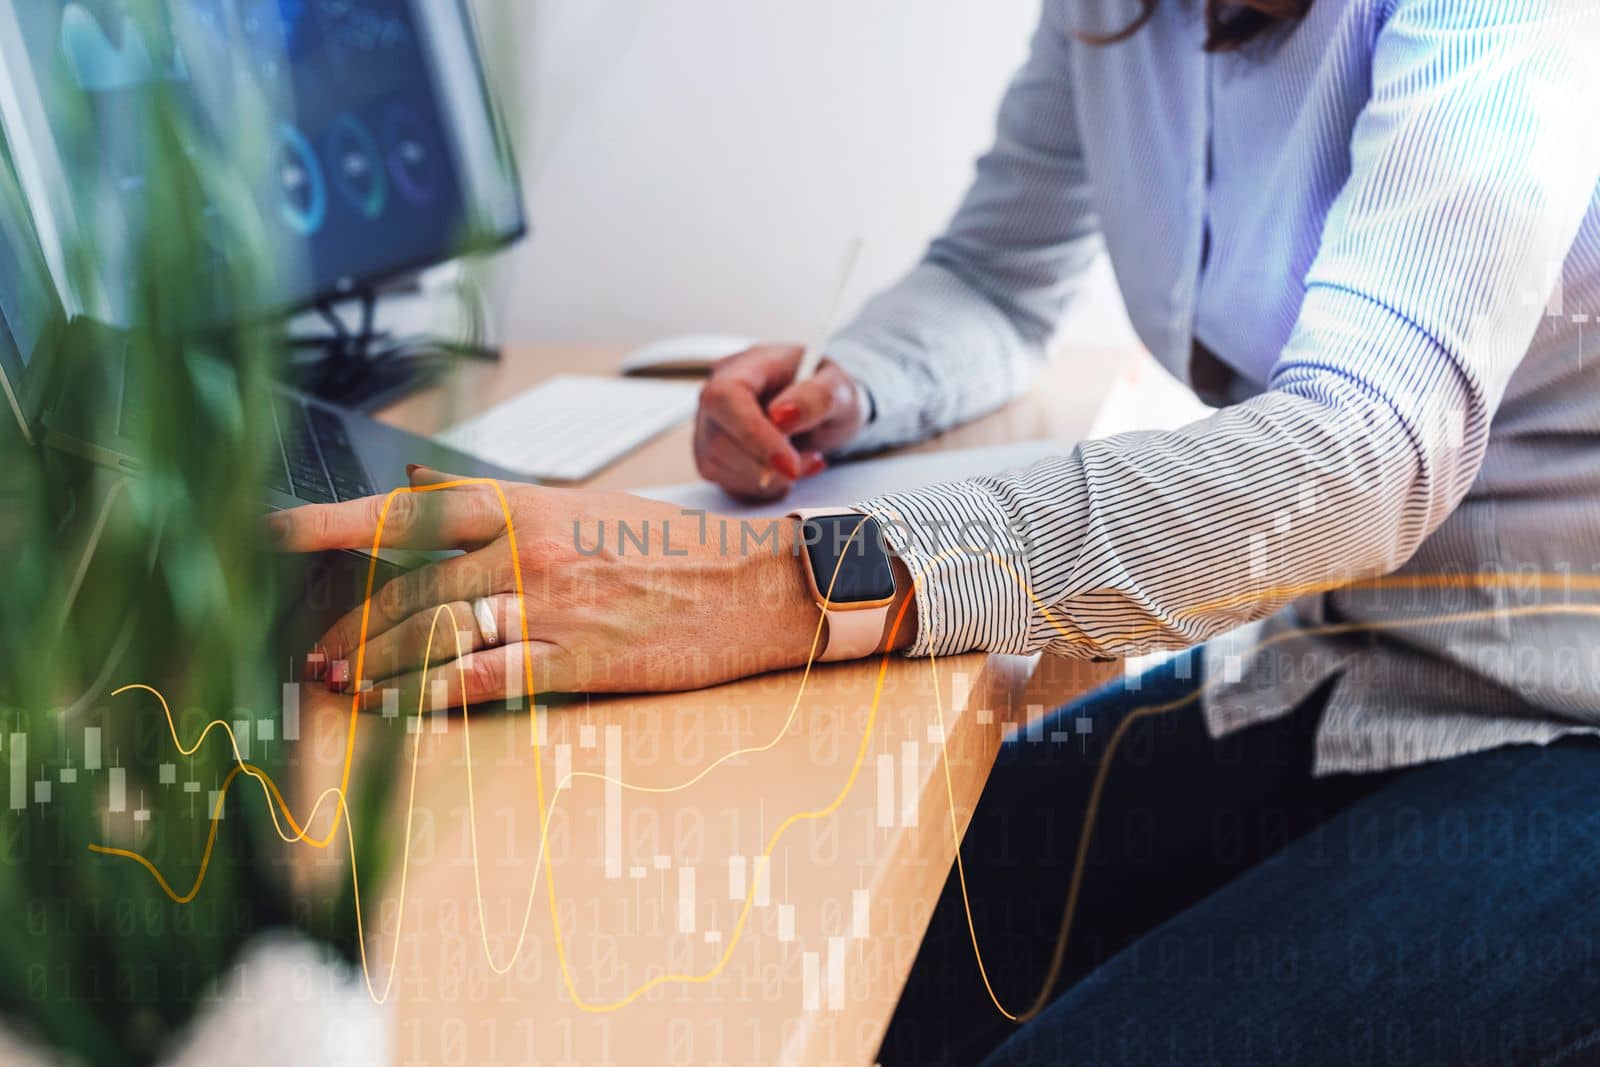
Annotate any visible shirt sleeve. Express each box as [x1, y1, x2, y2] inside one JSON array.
[[826, 0, 1101, 456], [858, 0, 1600, 660]]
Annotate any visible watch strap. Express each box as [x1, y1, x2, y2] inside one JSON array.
[[818, 596, 886, 662]]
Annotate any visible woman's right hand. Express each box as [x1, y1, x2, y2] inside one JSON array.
[[693, 344, 869, 501]]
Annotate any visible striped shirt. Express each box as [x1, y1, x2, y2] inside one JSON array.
[[827, 0, 1600, 774]]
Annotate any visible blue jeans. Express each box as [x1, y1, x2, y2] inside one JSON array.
[[878, 655, 1600, 1066]]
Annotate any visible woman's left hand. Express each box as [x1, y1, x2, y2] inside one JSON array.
[[269, 466, 822, 705]]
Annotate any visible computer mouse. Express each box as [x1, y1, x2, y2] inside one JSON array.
[[619, 333, 756, 377]]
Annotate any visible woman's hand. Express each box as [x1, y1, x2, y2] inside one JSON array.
[[694, 345, 868, 501], [269, 466, 824, 705]]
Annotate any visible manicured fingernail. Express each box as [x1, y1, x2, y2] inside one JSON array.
[[770, 451, 799, 480], [801, 453, 827, 478], [406, 463, 421, 476], [769, 403, 799, 431], [305, 646, 328, 682]]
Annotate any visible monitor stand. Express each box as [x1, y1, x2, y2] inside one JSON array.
[[286, 285, 500, 413]]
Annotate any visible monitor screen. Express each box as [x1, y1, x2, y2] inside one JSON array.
[[0, 0, 524, 324], [0, 144, 58, 372]]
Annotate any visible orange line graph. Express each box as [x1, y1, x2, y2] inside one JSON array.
[[84, 480, 1600, 1019]]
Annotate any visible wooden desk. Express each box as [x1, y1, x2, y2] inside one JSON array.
[[311, 344, 1125, 1065]]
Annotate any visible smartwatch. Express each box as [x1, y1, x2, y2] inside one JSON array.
[[788, 508, 900, 662]]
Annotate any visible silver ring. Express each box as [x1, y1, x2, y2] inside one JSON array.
[[471, 597, 501, 647]]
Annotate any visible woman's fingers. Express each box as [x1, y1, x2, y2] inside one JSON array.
[[361, 640, 563, 713], [695, 418, 795, 501], [407, 464, 479, 489], [327, 592, 530, 691], [696, 346, 805, 485], [713, 343, 805, 395], [766, 360, 860, 440], [269, 483, 508, 552], [334, 599, 479, 690], [693, 349, 861, 498], [317, 545, 512, 660]]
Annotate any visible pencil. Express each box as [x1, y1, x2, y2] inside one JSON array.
[[794, 235, 864, 383], [759, 237, 864, 492]]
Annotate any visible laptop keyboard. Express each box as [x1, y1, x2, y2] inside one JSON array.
[[97, 333, 372, 505], [268, 399, 376, 504]]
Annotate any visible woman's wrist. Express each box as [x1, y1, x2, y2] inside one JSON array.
[[747, 520, 826, 669]]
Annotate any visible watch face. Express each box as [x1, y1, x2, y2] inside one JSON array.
[[803, 514, 897, 605]]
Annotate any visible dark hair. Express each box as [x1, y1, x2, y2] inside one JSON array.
[[1087, 0, 1314, 52]]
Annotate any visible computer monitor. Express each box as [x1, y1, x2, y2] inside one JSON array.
[[0, 138, 68, 439], [0, 0, 525, 326]]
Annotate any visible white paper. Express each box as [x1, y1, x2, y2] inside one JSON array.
[[635, 439, 1064, 517]]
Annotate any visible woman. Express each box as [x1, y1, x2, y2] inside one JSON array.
[[275, 0, 1600, 1061]]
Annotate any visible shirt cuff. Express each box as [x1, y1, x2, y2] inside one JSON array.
[[855, 480, 1037, 658], [822, 336, 924, 457]]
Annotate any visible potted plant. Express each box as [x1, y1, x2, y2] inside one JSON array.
[[0, 5, 401, 1061]]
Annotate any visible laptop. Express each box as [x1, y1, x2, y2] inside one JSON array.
[[0, 149, 520, 550]]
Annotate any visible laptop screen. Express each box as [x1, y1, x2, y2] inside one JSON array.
[[0, 146, 58, 373]]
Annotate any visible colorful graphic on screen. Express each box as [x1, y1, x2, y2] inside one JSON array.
[[13, 0, 470, 312], [276, 121, 326, 236], [326, 112, 386, 220], [384, 104, 440, 206]]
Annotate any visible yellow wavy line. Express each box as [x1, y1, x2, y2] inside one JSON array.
[[85, 479, 1600, 1017], [92, 481, 850, 1008]]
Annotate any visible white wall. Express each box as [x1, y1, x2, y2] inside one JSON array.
[[468, 0, 1135, 349]]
